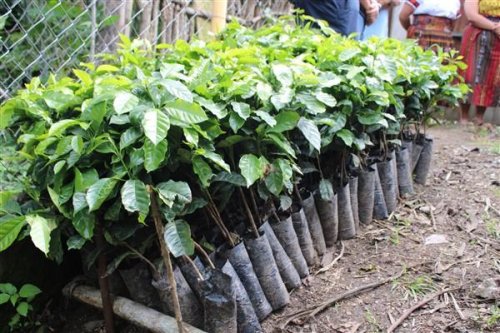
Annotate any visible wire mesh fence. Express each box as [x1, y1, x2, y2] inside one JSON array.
[[0, 0, 292, 100]]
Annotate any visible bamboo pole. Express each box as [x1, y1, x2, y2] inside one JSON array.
[[211, 0, 228, 34]]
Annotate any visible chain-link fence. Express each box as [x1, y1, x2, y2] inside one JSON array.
[[0, 0, 292, 100]]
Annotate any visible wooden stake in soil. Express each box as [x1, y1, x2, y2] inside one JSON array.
[[95, 222, 115, 333], [149, 186, 186, 333]]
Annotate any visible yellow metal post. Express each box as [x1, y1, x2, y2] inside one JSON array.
[[211, 0, 228, 34]]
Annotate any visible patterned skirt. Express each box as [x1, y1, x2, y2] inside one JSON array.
[[407, 15, 455, 51], [460, 19, 500, 108]]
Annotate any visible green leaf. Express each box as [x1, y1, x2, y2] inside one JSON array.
[[19, 284, 41, 298], [212, 172, 246, 187], [86, 178, 119, 212], [121, 180, 150, 223], [119, 127, 142, 150], [72, 192, 88, 214], [0, 283, 16, 295], [315, 92, 337, 107], [192, 156, 213, 187], [336, 129, 354, 147], [280, 195, 293, 211], [265, 160, 284, 196], [73, 211, 96, 239], [164, 100, 208, 126], [0, 215, 26, 252], [73, 69, 92, 86], [297, 118, 321, 151], [156, 181, 192, 207], [199, 150, 230, 172], [255, 110, 277, 127], [231, 102, 251, 120], [164, 220, 195, 257], [159, 79, 193, 102], [0, 294, 9, 304], [267, 133, 296, 158], [143, 139, 168, 172], [26, 215, 57, 255], [71, 136, 84, 154], [256, 82, 273, 102], [270, 88, 293, 110], [196, 97, 227, 119], [74, 168, 99, 192], [0, 192, 21, 215], [48, 119, 89, 137], [268, 111, 300, 133], [319, 179, 334, 200], [16, 302, 29, 316], [357, 111, 383, 125], [113, 92, 139, 114], [339, 48, 361, 61], [142, 108, 170, 145], [239, 154, 266, 187], [67, 235, 86, 250], [272, 64, 293, 87], [229, 113, 245, 133]]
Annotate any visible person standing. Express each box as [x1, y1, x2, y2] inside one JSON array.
[[459, 0, 500, 126], [292, 0, 380, 38], [364, 0, 401, 39], [399, 0, 461, 51]]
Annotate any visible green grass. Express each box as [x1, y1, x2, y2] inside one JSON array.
[[485, 304, 500, 328], [364, 308, 382, 332], [485, 217, 499, 239], [393, 274, 436, 300]]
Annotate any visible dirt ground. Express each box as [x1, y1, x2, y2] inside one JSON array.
[[263, 125, 500, 333]]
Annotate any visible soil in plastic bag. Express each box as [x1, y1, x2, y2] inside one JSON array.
[[314, 192, 338, 247], [411, 141, 424, 172], [414, 136, 433, 185], [402, 139, 413, 158], [377, 159, 397, 214], [201, 268, 237, 333], [396, 147, 414, 196], [337, 183, 356, 240], [225, 242, 272, 321], [349, 177, 360, 232], [291, 208, 318, 266], [259, 222, 301, 290], [220, 260, 263, 333], [245, 234, 290, 310], [358, 167, 375, 225], [302, 192, 326, 256], [119, 262, 163, 311], [373, 166, 389, 220], [391, 150, 399, 198], [151, 265, 204, 328], [270, 217, 309, 278]]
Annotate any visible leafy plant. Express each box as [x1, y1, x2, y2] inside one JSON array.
[[0, 283, 41, 331]]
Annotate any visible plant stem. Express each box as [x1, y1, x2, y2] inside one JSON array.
[[294, 183, 303, 206], [316, 154, 324, 179], [238, 187, 260, 238], [195, 242, 215, 269], [248, 187, 261, 225], [148, 186, 185, 333], [95, 222, 115, 333], [270, 200, 281, 223], [121, 241, 160, 280], [183, 255, 204, 281]]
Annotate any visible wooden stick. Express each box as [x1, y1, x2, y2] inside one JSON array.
[[449, 292, 465, 320], [149, 186, 186, 333], [387, 287, 460, 333], [63, 284, 205, 333]]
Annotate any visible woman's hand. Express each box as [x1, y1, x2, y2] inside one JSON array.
[[365, 1, 381, 25], [494, 23, 500, 38]]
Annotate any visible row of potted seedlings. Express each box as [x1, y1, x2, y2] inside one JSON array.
[[0, 16, 466, 333]]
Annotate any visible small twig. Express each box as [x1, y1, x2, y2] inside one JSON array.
[[315, 241, 345, 275], [425, 200, 437, 231], [387, 287, 460, 333], [449, 292, 465, 320], [182, 255, 204, 281], [121, 242, 160, 280]]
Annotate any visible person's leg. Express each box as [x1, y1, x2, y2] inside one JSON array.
[[459, 103, 470, 125]]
